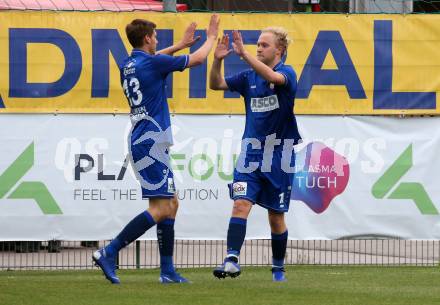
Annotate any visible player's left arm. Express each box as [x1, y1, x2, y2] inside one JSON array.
[[156, 22, 201, 55], [232, 30, 286, 86]]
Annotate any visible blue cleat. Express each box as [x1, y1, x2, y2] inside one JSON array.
[[213, 258, 241, 279], [92, 248, 120, 284], [159, 271, 190, 284], [271, 267, 286, 282]]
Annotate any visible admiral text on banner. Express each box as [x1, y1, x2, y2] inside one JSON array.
[[1, 12, 440, 114]]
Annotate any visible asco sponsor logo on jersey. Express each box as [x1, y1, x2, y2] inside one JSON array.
[[250, 95, 279, 112]]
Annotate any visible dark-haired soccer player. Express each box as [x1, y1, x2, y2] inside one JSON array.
[[209, 28, 301, 282], [93, 15, 220, 284]]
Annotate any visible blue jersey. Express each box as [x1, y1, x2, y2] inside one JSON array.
[[120, 49, 189, 145], [225, 61, 301, 152]]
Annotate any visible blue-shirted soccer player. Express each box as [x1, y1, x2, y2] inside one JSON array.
[[209, 28, 301, 282], [93, 15, 220, 284]]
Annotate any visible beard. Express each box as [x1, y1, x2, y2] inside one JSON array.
[[258, 55, 273, 66]]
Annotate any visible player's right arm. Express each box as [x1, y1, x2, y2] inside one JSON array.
[[187, 14, 219, 68], [156, 22, 200, 56], [209, 35, 232, 91]]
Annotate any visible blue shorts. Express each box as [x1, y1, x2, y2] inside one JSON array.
[[130, 142, 175, 199], [228, 150, 294, 212]]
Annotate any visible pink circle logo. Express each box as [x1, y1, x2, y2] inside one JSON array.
[[291, 142, 350, 214]]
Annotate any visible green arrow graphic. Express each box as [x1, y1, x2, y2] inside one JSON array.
[[0, 142, 62, 215], [9, 182, 62, 215], [372, 144, 438, 215], [389, 183, 438, 215], [372, 144, 412, 199], [0, 142, 34, 198]]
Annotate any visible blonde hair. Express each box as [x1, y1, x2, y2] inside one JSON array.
[[261, 27, 292, 55]]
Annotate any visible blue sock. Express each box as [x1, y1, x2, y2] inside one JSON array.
[[271, 230, 288, 268], [226, 217, 247, 260], [105, 211, 156, 257], [157, 218, 175, 274]]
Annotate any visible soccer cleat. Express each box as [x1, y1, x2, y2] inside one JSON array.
[[271, 267, 286, 282], [92, 248, 120, 284], [159, 272, 190, 284], [213, 258, 241, 279]]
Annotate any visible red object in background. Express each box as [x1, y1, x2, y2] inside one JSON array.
[[312, 4, 321, 12], [0, 0, 188, 11]]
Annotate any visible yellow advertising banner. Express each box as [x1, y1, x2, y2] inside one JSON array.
[[0, 12, 440, 114]]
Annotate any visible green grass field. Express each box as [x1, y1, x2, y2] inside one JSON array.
[[1, 266, 440, 305]]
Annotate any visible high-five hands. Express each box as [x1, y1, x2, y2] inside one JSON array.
[[179, 22, 201, 48], [214, 34, 233, 60], [232, 30, 246, 57], [207, 14, 220, 40]]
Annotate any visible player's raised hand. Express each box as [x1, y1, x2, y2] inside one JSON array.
[[214, 34, 232, 60], [232, 30, 245, 56], [180, 22, 201, 48], [206, 14, 220, 39]]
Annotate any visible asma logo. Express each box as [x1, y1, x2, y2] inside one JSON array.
[[291, 142, 350, 214]]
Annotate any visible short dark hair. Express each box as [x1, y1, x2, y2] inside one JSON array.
[[125, 19, 156, 48]]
